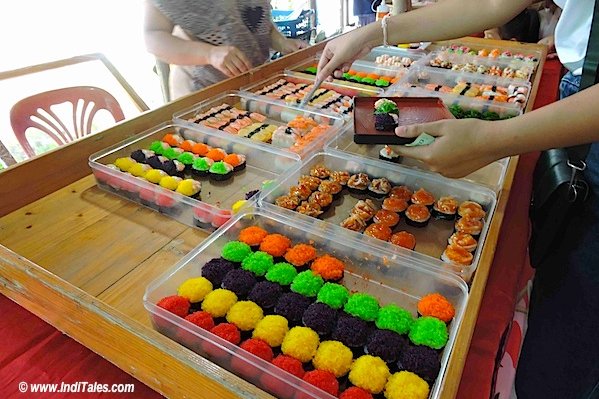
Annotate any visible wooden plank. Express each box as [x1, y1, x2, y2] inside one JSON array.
[[0, 247, 273, 399]]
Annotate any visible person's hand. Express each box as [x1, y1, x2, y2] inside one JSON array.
[[393, 118, 505, 178], [209, 45, 253, 77], [273, 37, 309, 55], [316, 29, 374, 82], [538, 35, 556, 59]]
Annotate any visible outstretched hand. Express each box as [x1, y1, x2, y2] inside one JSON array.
[[209, 45, 253, 77], [316, 29, 374, 82], [394, 119, 504, 178]]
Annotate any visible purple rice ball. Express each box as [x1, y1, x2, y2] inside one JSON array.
[[201, 257, 236, 287], [302, 302, 338, 336], [365, 329, 408, 363], [275, 292, 313, 326], [248, 281, 283, 309], [221, 269, 257, 297], [332, 313, 370, 347], [397, 343, 442, 383]]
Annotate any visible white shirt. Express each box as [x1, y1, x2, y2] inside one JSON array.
[[554, 0, 595, 75]]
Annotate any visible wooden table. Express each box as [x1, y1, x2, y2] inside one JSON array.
[[0, 37, 546, 399]]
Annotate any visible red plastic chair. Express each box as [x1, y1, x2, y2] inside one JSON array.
[[10, 86, 125, 157]]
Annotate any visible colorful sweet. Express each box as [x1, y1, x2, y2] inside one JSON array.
[[352, 199, 378, 222], [239, 338, 274, 362], [177, 277, 213, 303], [201, 288, 238, 318], [175, 179, 201, 197], [455, 217, 483, 236], [365, 329, 407, 363], [374, 99, 400, 131], [179, 139, 196, 152], [389, 231, 416, 250], [291, 270, 324, 297], [275, 292, 313, 325], [265, 262, 298, 286], [221, 269, 257, 297], [318, 180, 343, 196], [210, 322, 241, 345], [448, 232, 478, 252], [191, 142, 211, 156], [333, 314, 371, 348], [285, 244, 317, 268], [339, 387, 374, 399], [376, 304, 414, 335], [308, 191, 333, 210], [296, 201, 323, 218], [310, 255, 345, 281], [298, 175, 322, 191], [259, 234, 292, 257], [114, 156, 137, 172], [441, 244, 474, 266], [209, 161, 234, 181], [127, 162, 151, 178], [158, 176, 182, 191], [144, 169, 168, 184], [303, 370, 339, 397], [252, 315, 289, 347], [458, 200, 486, 220], [149, 141, 170, 156], [221, 241, 252, 262], [226, 300, 264, 331], [162, 147, 185, 161], [248, 281, 283, 309], [405, 204, 431, 227], [238, 226, 269, 248], [347, 173, 371, 194], [302, 302, 338, 335], [364, 223, 393, 241], [384, 371, 429, 399], [191, 157, 213, 177], [272, 354, 306, 378], [162, 159, 186, 177], [281, 326, 320, 362], [432, 196, 458, 220], [275, 194, 301, 210], [201, 257, 236, 287], [418, 293, 455, 323], [184, 311, 215, 330], [241, 251, 274, 276], [162, 133, 184, 147], [317, 282, 350, 310], [396, 344, 441, 384], [348, 355, 391, 394], [382, 197, 409, 214], [131, 149, 155, 163], [329, 170, 351, 186], [312, 340, 353, 377], [156, 295, 190, 318], [344, 293, 380, 322], [223, 154, 246, 171], [176, 152, 196, 169], [409, 316, 449, 349]]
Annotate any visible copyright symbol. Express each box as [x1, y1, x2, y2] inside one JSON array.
[[19, 382, 28, 393]]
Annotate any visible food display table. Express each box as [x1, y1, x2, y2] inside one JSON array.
[[0, 37, 546, 399]]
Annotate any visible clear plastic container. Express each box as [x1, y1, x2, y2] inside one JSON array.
[[89, 122, 299, 232], [144, 208, 469, 399], [173, 91, 346, 160], [422, 50, 534, 82], [259, 152, 497, 282], [359, 45, 428, 68], [433, 41, 542, 70], [391, 66, 532, 110], [325, 124, 508, 192]]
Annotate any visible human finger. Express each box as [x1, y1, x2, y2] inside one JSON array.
[[316, 45, 335, 82], [231, 48, 253, 71]]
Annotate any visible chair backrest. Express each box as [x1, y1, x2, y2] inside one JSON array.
[[9, 86, 125, 157]]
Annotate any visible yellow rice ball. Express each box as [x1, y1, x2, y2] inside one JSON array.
[[348, 355, 391, 394], [312, 340, 353, 377], [281, 326, 320, 363], [226, 300, 264, 331], [384, 371, 430, 399], [252, 315, 289, 347], [177, 277, 213, 303], [201, 289, 238, 318]]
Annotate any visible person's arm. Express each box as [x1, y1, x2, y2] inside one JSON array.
[[143, 1, 251, 77], [317, 0, 534, 81], [270, 21, 309, 54], [392, 84, 599, 178]]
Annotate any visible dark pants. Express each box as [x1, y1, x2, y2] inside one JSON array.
[[515, 72, 599, 399]]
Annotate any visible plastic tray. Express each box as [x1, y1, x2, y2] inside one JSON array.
[[89, 122, 299, 232], [422, 50, 534, 82], [359, 45, 428, 68], [260, 152, 497, 281], [353, 97, 454, 145], [326, 124, 508, 193], [392, 66, 531, 110], [144, 208, 469, 399], [432, 41, 542, 69], [173, 91, 345, 160]]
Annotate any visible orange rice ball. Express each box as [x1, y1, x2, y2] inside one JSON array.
[[259, 234, 292, 257], [310, 255, 345, 281], [238, 226, 269, 247], [417, 293, 455, 323]]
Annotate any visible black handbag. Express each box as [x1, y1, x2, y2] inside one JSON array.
[[529, 1, 599, 268]]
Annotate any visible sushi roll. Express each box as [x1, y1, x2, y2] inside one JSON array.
[[457, 200, 486, 220], [176, 152, 197, 172], [128, 163, 152, 178], [448, 232, 478, 252], [379, 145, 401, 163], [149, 140, 170, 156], [179, 139, 196, 153], [271, 126, 299, 148], [340, 214, 367, 232], [329, 170, 351, 186], [368, 177, 392, 198], [389, 185, 413, 201], [309, 164, 331, 179], [176, 179, 202, 198], [144, 169, 168, 184], [455, 217, 483, 237], [209, 161, 234, 181], [289, 184, 313, 201], [114, 156, 137, 172], [191, 142, 211, 157], [390, 231, 416, 250], [351, 199, 378, 222], [347, 173, 370, 195], [296, 201, 323, 218], [162, 133, 184, 147], [298, 175, 322, 191], [318, 180, 343, 197], [146, 155, 168, 170], [191, 157, 214, 177], [432, 196, 459, 220], [382, 197, 409, 214], [162, 147, 185, 160], [159, 175, 183, 191], [441, 244, 474, 266], [364, 223, 393, 242], [161, 159, 186, 177], [411, 188, 435, 208], [373, 99, 400, 131], [373, 209, 400, 227], [405, 204, 431, 227], [308, 191, 334, 212], [130, 149, 155, 163], [223, 154, 246, 172], [206, 148, 227, 162], [274, 195, 301, 211]]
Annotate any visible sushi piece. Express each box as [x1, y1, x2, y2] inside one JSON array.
[[179, 139, 196, 152], [432, 196, 459, 220], [368, 177, 392, 198], [206, 148, 227, 162], [373, 99, 400, 131], [191, 157, 214, 177], [271, 126, 298, 148], [448, 231, 478, 252], [176, 152, 197, 171], [223, 154, 246, 172], [128, 163, 152, 178], [318, 180, 343, 197], [455, 217, 483, 236], [209, 161, 234, 181], [411, 188, 435, 207], [390, 231, 416, 250], [176, 179, 201, 198], [146, 155, 168, 170], [289, 184, 313, 201], [329, 170, 351, 186], [441, 244, 474, 266], [308, 191, 333, 211], [405, 204, 431, 227], [114, 156, 137, 172], [162, 133, 184, 147], [159, 176, 183, 191], [373, 209, 400, 227], [364, 223, 393, 241], [274, 195, 301, 210], [144, 169, 168, 184], [347, 173, 370, 195], [340, 214, 367, 232], [298, 175, 322, 191], [458, 200, 486, 220], [191, 142, 211, 157], [130, 149, 155, 163], [309, 164, 331, 179], [351, 199, 378, 222], [379, 145, 401, 163], [296, 201, 323, 218], [388, 185, 413, 201], [161, 159, 186, 177], [382, 197, 409, 214]]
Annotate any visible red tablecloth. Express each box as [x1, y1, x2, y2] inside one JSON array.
[[0, 59, 563, 399]]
